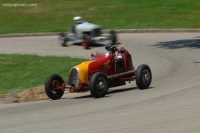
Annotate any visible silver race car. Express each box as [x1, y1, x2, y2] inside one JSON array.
[[59, 16, 117, 49]]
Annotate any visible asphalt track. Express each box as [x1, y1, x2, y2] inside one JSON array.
[[0, 33, 200, 133]]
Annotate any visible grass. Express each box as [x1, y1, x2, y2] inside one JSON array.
[[0, 54, 87, 94], [0, 0, 200, 34], [0, 0, 200, 94]]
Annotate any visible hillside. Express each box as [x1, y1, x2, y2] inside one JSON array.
[[0, 0, 200, 34]]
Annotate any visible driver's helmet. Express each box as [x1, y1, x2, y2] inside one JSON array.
[[73, 16, 83, 24], [105, 43, 112, 51]]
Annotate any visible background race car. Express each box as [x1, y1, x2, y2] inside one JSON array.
[[59, 16, 117, 49]]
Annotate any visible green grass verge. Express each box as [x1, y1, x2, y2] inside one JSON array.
[[0, 54, 88, 94], [0, 0, 200, 34]]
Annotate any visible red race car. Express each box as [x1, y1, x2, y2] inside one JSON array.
[[45, 43, 152, 99]]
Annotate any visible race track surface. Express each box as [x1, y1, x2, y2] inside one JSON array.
[[0, 33, 200, 133]]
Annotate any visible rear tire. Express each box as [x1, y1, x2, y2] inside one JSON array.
[[136, 64, 152, 90], [110, 30, 117, 45], [89, 72, 109, 98], [45, 74, 65, 100], [59, 33, 68, 47]]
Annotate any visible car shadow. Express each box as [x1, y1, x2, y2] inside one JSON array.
[[72, 42, 105, 48], [193, 62, 200, 63], [70, 86, 154, 99], [152, 38, 200, 49], [92, 43, 106, 47], [108, 87, 137, 94], [194, 36, 200, 38], [71, 87, 137, 99]]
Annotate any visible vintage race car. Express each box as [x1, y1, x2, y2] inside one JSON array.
[[59, 16, 117, 49], [45, 43, 152, 99]]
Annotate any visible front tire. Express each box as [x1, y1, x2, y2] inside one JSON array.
[[82, 35, 93, 49], [45, 74, 65, 100], [89, 72, 109, 98], [136, 64, 152, 89]]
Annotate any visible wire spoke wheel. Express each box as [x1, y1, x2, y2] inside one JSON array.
[[45, 74, 65, 100]]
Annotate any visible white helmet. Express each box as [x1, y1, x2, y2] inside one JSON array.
[[73, 16, 82, 21]]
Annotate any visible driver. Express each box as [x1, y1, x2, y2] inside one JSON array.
[[105, 43, 124, 68], [71, 16, 84, 34]]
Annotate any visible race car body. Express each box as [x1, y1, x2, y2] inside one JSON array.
[[45, 43, 152, 99]]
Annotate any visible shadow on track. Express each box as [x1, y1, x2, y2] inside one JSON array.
[[71, 87, 137, 99], [193, 62, 200, 64], [71, 42, 105, 48], [153, 37, 200, 49], [70, 86, 154, 99]]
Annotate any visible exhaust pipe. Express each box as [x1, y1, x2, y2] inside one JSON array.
[[107, 70, 136, 79]]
